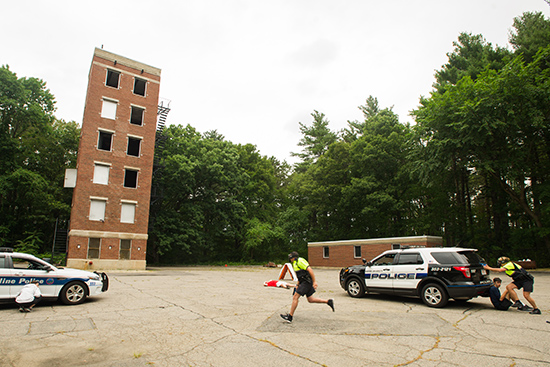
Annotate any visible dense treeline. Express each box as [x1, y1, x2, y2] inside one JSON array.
[[2, 11, 550, 266], [0, 65, 79, 255]]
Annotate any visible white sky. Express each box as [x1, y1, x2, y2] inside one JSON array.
[[2, 1, 549, 164]]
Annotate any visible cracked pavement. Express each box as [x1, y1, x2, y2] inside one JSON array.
[[1, 266, 549, 366]]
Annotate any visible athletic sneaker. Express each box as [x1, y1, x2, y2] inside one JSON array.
[[23, 308, 31, 312], [511, 300, 523, 308], [327, 299, 335, 312], [530, 308, 541, 315], [518, 305, 533, 311], [18, 307, 24, 313], [280, 313, 293, 323]]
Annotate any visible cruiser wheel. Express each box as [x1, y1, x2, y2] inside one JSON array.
[[421, 283, 448, 308], [59, 281, 87, 305]]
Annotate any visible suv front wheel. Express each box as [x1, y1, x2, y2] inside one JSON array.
[[421, 283, 448, 308], [346, 278, 365, 298]]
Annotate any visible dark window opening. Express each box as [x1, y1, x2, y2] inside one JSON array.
[[130, 106, 144, 126], [88, 238, 100, 259], [120, 239, 131, 260], [354, 246, 361, 258], [372, 253, 396, 266], [106, 70, 120, 88], [323, 246, 329, 258], [98, 131, 113, 151], [396, 253, 423, 265], [127, 137, 141, 157], [133, 78, 146, 96], [124, 169, 138, 188]]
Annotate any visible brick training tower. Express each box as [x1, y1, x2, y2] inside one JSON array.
[[67, 48, 161, 270]]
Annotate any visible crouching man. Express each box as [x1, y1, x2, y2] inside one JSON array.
[[15, 281, 42, 312]]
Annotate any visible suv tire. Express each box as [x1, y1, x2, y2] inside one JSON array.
[[421, 283, 448, 308], [346, 278, 365, 298]]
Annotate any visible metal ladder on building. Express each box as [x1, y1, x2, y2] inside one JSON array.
[[51, 218, 69, 264]]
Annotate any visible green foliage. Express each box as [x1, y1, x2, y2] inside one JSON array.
[[0, 66, 78, 252], [149, 125, 290, 264], [510, 11, 550, 63]]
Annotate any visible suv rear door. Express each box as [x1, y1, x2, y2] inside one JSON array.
[[391, 252, 426, 295]]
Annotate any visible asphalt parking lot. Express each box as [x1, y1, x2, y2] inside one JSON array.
[[1, 266, 549, 367]]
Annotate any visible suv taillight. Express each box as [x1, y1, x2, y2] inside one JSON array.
[[453, 266, 471, 278]]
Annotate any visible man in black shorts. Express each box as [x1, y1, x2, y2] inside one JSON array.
[[484, 257, 540, 315], [280, 251, 334, 323]]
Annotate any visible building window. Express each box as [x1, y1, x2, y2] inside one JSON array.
[[120, 239, 131, 260], [124, 169, 138, 188], [133, 78, 146, 96], [127, 136, 141, 157], [130, 106, 144, 126], [88, 238, 100, 259], [89, 198, 107, 221], [93, 163, 110, 185], [120, 201, 136, 223], [323, 246, 329, 258], [101, 99, 117, 119], [98, 130, 113, 151], [105, 70, 120, 88], [354, 246, 361, 258]]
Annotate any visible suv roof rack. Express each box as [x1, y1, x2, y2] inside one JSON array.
[[0, 247, 14, 253]]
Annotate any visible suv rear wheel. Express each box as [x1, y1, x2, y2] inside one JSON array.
[[421, 283, 448, 308]]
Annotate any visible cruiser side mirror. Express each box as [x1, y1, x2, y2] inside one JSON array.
[[362, 258, 367, 265]]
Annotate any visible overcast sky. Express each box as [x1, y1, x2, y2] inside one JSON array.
[[2, 1, 549, 164]]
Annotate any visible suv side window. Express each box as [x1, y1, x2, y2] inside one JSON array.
[[431, 252, 460, 265], [372, 253, 396, 266], [396, 253, 423, 265], [456, 250, 483, 265], [0, 256, 5, 268]]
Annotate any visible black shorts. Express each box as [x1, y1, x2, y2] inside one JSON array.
[[295, 282, 315, 297], [513, 279, 534, 293], [495, 298, 512, 311]]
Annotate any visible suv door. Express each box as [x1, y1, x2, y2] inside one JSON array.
[[391, 252, 425, 295], [364, 252, 396, 293]]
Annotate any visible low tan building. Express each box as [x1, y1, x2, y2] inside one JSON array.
[[308, 235, 443, 268]]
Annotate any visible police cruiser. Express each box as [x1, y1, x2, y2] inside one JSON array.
[[0, 248, 108, 305], [339, 247, 492, 307]]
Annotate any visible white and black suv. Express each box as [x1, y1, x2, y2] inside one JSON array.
[[339, 247, 492, 307], [0, 248, 109, 305]]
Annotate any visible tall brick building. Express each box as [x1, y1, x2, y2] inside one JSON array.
[[67, 48, 161, 270]]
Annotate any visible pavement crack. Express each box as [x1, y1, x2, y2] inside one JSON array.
[[394, 336, 440, 366]]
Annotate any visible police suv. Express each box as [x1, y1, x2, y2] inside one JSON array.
[[339, 247, 492, 307], [0, 248, 108, 305]]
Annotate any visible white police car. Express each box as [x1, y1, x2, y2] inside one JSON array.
[[0, 248, 108, 305], [339, 247, 492, 307]]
